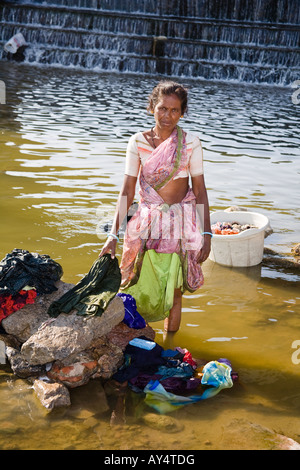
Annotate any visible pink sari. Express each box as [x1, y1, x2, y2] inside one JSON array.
[[120, 126, 204, 292]]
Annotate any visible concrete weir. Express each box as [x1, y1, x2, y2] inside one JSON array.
[[0, 0, 299, 85]]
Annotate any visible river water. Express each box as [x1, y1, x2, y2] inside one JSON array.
[[0, 61, 299, 450]]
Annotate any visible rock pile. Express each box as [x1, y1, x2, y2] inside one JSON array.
[[0, 280, 155, 410]]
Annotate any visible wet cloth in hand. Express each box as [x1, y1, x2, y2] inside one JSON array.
[[48, 254, 121, 318], [0, 249, 63, 296]]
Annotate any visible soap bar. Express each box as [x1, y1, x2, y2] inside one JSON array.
[[129, 338, 156, 350]]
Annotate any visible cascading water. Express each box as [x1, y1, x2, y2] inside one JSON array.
[[0, 0, 299, 85]]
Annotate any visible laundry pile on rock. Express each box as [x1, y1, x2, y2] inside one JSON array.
[[0, 248, 238, 413], [211, 221, 257, 235], [0, 288, 37, 323], [0, 249, 63, 324]]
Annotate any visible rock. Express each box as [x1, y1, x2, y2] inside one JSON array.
[[264, 225, 273, 238], [291, 243, 300, 256], [47, 352, 98, 388], [21, 295, 125, 366], [45, 321, 156, 387], [225, 206, 248, 212], [263, 248, 300, 270], [96, 344, 124, 379], [71, 379, 109, 415], [142, 413, 184, 433], [220, 418, 300, 450], [2, 281, 74, 343], [106, 321, 156, 351], [6, 346, 44, 378], [0, 275, 158, 410], [0, 333, 20, 349], [276, 434, 300, 450], [33, 378, 71, 410]]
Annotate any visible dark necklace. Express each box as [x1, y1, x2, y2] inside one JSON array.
[[151, 127, 159, 148]]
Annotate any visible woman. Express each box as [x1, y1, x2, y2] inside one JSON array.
[[100, 81, 211, 332]]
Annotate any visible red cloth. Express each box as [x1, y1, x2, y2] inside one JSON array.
[[182, 350, 198, 369], [176, 347, 198, 369], [0, 289, 37, 323]]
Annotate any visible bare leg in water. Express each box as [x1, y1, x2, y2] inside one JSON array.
[[164, 288, 182, 333]]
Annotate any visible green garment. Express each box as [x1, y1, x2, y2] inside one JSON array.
[[121, 250, 183, 322], [48, 254, 121, 317]]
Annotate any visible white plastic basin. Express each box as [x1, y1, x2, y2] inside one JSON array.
[[209, 211, 270, 267]]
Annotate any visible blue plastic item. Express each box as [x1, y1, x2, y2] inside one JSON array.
[[129, 337, 156, 350]]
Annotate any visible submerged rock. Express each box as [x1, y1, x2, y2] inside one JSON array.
[[219, 418, 300, 450], [263, 247, 300, 269], [33, 378, 71, 410], [142, 412, 184, 433], [291, 243, 300, 257]]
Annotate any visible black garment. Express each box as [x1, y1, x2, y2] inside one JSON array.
[[48, 254, 121, 318], [112, 337, 167, 383], [0, 249, 63, 296]]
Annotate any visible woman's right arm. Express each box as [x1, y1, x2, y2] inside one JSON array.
[[99, 175, 137, 259]]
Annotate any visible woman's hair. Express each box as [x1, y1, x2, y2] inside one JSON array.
[[147, 80, 188, 115]]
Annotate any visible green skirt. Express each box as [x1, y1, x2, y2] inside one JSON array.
[[121, 249, 183, 323]]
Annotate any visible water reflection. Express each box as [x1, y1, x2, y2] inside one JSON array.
[[0, 61, 299, 450]]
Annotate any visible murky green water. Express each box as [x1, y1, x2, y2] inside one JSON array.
[[0, 62, 299, 450]]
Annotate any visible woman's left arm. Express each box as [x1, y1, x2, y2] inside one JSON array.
[[191, 174, 211, 263]]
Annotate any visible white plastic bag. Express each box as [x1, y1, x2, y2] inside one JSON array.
[[4, 33, 26, 54]]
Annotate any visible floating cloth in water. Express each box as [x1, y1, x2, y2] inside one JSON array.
[[144, 360, 233, 414]]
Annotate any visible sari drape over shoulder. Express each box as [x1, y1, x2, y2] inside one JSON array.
[[120, 126, 204, 321]]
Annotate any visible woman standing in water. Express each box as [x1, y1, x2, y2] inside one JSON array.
[[100, 81, 211, 332]]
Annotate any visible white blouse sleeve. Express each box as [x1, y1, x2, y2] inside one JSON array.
[[189, 136, 204, 177], [125, 134, 140, 177]]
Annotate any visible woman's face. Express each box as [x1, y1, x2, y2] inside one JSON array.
[[153, 94, 182, 133]]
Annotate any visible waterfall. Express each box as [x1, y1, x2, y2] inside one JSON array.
[[0, 0, 299, 85]]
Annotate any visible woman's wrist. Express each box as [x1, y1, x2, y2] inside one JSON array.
[[107, 233, 119, 243], [201, 231, 213, 238]]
